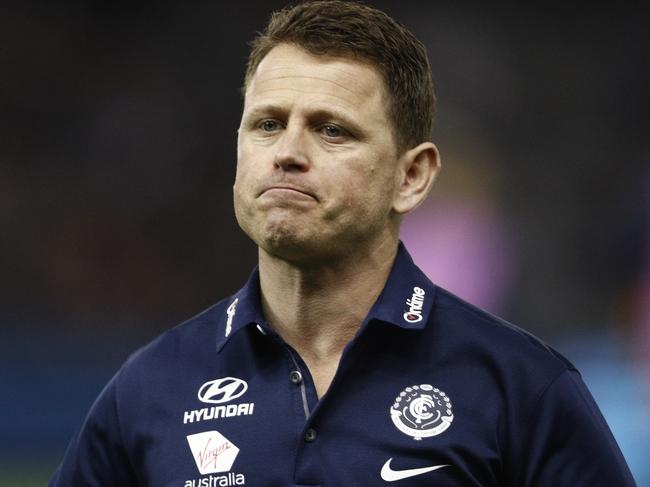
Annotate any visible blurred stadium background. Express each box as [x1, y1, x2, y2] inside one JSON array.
[[1, 1, 648, 485]]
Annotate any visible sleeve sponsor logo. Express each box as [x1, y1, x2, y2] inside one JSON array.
[[403, 287, 425, 323]]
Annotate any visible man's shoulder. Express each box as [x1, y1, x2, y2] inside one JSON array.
[[431, 286, 575, 377]]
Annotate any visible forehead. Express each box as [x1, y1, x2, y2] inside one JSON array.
[[244, 43, 388, 117]]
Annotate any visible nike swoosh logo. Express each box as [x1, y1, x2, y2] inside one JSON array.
[[380, 458, 450, 482]]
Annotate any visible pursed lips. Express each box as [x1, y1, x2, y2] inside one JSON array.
[[258, 185, 317, 201]]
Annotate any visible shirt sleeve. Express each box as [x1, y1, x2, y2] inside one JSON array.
[[511, 369, 637, 486], [47, 371, 139, 487]]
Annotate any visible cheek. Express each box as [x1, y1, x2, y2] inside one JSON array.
[[232, 169, 246, 208], [362, 161, 396, 196], [333, 166, 392, 219], [233, 159, 257, 220], [233, 165, 246, 192], [234, 150, 258, 195]]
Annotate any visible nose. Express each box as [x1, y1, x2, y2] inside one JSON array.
[[273, 125, 310, 172]]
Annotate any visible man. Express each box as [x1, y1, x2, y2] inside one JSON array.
[[49, 1, 636, 486]]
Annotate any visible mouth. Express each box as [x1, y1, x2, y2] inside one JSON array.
[[259, 185, 317, 201]]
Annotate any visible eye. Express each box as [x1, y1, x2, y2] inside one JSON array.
[[320, 124, 348, 140], [259, 119, 282, 132]]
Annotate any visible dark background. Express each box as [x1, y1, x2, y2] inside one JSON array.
[[1, 2, 649, 485]]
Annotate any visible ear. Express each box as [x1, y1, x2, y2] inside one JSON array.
[[392, 142, 441, 214]]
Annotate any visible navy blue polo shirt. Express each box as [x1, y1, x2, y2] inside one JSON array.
[[49, 243, 636, 486]]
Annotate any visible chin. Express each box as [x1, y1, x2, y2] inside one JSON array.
[[258, 225, 341, 264], [260, 230, 318, 262]]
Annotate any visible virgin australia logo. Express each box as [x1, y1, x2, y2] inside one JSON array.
[[403, 287, 425, 323], [185, 431, 246, 485], [198, 377, 248, 404]]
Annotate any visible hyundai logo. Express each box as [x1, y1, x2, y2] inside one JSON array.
[[198, 377, 248, 404]]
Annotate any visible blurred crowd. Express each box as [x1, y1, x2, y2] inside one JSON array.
[[1, 2, 648, 485]]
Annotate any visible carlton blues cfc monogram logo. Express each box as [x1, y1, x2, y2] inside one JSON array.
[[390, 384, 453, 440]]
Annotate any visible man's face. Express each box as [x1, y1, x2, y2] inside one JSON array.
[[235, 43, 404, 263]]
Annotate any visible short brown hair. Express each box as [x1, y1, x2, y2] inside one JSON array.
[[244, 0, 435, 153]]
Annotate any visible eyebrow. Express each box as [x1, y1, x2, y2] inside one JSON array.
[[242, 104, 288, 122]]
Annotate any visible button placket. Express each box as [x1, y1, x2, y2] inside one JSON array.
[[290, 370, 303, 385], [304, 428, 317, 443], [283, 349, 322, 485]]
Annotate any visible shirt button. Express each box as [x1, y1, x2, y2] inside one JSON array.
[[290, 370, 303, 385], [304, 428, 317, 443]]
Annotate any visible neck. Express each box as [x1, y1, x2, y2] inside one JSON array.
[[258, 235, 398, 362]]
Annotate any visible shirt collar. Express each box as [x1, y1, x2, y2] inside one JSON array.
[[364, 241, 436, 331], [215, 267, 265, 353], [215, 241, 436, 352]]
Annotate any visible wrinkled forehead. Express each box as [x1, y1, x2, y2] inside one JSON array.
[[245, 41, 388, 90], [243, 43, 390, 119], [245, 43, 387, 101]]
